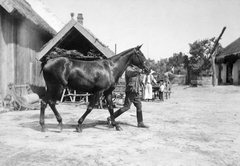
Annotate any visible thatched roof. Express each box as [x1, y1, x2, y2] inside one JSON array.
[[37, 19, 115, 61], [216, 37, 240, 64], [25, 0, 64, 32], [1, 0, 63, 35]]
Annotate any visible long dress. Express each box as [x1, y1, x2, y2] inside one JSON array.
[[143, 74, 156, 100]]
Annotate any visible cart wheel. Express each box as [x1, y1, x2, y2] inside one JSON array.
[[12, 101, 21, 111]]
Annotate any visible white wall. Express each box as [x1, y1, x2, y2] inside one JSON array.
[[221, 64, 227, 84], [232, 59, 240, 85]]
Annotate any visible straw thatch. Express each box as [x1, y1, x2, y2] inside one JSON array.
[[25, 0, 64, 32], [2, 0, 63, 35], [216, 37, 240, 64]]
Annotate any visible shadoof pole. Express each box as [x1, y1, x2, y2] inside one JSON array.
[[209, 27, 226, 87], [115, 44, 117, 55]]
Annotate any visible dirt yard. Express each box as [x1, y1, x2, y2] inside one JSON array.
[[0, 85, 240, 166]]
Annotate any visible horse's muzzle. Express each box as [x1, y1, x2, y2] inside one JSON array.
[[143, 67, 151, 75]]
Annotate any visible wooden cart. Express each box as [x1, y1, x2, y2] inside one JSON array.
[[8, 83, 40, 111]]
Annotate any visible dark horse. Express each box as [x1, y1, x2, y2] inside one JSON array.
[[40, 45, 151, 132]]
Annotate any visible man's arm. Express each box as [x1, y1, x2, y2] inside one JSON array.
[[125, 66, 142, 77]]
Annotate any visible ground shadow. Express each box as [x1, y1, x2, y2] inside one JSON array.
[[20, 119, 137, 132]]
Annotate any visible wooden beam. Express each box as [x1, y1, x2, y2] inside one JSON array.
[[210, 27, 226, 86], [0, 0, 15, 13], [208, 27, 227, 61]]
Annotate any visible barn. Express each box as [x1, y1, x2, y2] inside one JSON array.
[[0, 0, 64, 99], [215, 37, 240, 85]]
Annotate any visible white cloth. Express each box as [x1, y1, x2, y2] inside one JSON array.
[[142, 74, 156, 99], [144, 84, 153, 99], [160, 85, 165, 92]]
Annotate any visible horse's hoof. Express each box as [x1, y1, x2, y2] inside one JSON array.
[[76, 127, 82, 133], [57, 124, 63, 132], [107, 117, 111, 125], [116, 125, 123, 131], [107, 117, 114, 128], [41, 128, 48, 132]]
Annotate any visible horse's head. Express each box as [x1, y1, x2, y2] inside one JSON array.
[[132, 45, 151, 74]]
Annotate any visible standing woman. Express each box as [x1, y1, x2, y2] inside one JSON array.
[[142, 70, 157, 101]]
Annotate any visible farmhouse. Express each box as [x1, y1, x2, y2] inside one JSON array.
[[215, 37, 240, 85]]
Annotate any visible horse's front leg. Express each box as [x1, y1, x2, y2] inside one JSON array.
[[76, 92, 102, 132], [105, 93, 122, 131], [76, 107, 93, 132]]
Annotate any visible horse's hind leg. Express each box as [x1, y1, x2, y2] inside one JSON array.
[[40, 100, 48, 132], [40, 85, 63, 132], [49, 103, 63, 132], [40, 101, 62, 132]]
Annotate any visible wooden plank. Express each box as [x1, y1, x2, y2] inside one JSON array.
[[0, 8, 15, 97], [0, 0, 15, 13], [0, 9, 4, 98]]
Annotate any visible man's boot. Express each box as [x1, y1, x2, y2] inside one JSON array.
[[137, 111, 149, 128]]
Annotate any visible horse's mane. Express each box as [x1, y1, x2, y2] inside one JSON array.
[[44, 47, 101, 61], [40, 47, 102, 74], [109, 47, 134, 60]]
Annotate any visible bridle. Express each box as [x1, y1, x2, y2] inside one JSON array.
[[133, 50, 145, 68], [133, 49, 150, 74]]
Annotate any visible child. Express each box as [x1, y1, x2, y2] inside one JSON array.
[[159, 80, 165, 101]]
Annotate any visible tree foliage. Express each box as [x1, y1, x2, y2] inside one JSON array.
[[188, 37, 215, 76], [147, 52, 187, 81], [147, 35, 224, 85], [168, 52, 184, 68]]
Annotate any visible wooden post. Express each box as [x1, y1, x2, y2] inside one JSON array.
[[208, 27, 226, 59], [211, 50, 218, 86], [209, 27, 226, 86], [86, 93, 89, 103]]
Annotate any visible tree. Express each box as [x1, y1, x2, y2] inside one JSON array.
[[183, 55, 190, 84], [188, 38, 215, 77], [167, 52, 186, 74]]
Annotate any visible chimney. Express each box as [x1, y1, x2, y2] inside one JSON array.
[[77, 13, 83, 25], [70, 13, 74, 19]]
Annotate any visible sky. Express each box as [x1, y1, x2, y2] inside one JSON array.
[[41, 0, 240, 61]]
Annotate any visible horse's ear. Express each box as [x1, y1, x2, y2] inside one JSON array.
[[136, 44, 143, 50]]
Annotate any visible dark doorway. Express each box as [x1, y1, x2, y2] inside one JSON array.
[[226, 63, 233, 84]]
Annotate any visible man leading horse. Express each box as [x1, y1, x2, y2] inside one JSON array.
[[39, 45, 151, 132]]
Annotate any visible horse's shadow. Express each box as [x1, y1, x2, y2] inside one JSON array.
[[20, 119, 137, 133]]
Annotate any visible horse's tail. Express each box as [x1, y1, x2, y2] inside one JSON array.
[[39, 57, 48, 75]]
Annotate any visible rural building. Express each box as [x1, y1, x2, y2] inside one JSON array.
[[0, 0, 114, 101], [0, 0, 64, 99], [215, 37, 240, 85], [36, 13, 114, 61]]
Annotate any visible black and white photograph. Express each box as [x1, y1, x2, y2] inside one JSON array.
[[0, 0, 240, 165]]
